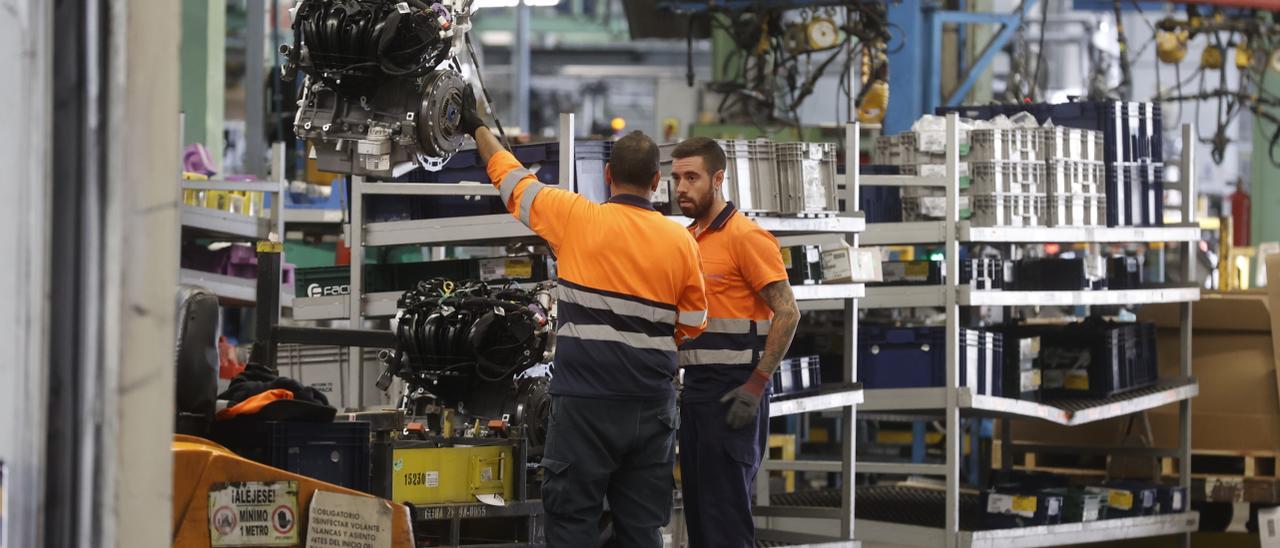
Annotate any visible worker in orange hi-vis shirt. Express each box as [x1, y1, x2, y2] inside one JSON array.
[[671, 137, 801, 548], [457, 95, 708, 548]]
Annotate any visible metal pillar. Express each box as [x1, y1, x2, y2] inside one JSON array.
[[0, 0, 52, 545], [943, 113, 962, 548], [108, 0, 183, 543], [839, 121, 861, 541], [245, 0, 268, 177], [347, 175, 366, 410], [513, 0, 532, 133], [1178, 123, 1196, 548], [559, 112, 576, 191]]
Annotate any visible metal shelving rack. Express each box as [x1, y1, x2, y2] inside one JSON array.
[[746, 123, 865, 548], [296, 114, 868, 408], [851, 116, 1202, 548], [179, 147, 291, 307]]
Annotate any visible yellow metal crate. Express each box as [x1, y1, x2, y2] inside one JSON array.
[[391, 443, 514, 505]]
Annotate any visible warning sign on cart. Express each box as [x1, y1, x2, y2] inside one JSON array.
[[305, 490, 392, 548], [208, 481, 299, 547]]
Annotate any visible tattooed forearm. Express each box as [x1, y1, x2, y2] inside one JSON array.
[[755, 280, 800, 377]]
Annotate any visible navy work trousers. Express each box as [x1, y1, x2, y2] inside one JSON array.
[[678, 397, 769, 548], [540, 394, 678, 548]]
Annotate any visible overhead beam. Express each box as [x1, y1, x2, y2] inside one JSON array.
[[929, 0, 1037, 111], [1170, 0, 1280, 8]]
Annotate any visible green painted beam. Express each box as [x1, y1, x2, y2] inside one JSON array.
[[180, 0, 225, 170], [1250, 55, 1280, 244], [471, 11, 627, 42], [711, 14, 742, 84]]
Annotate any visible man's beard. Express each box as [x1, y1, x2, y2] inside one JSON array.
[[678, 191, 714, 219]]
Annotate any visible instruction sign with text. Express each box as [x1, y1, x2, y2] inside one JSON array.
[[305, 490, 392, 548], [208, 481, 299, 547]]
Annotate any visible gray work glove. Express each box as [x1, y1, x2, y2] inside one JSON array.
[[458, 88, 486, 137], [719, 369, 770, 429]]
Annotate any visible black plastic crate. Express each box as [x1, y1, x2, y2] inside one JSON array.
[[1035, 320, 1159, 398], [1106, 256, 1142, 289], [1040, 487, 1108, 523], [859, 165, 903, 223], [999, 334, 1041, 401], [1138, 161, 1165, 226], [783, 245, 823, 285], [860, 186, 903, 223], [961, 258, 1007, 289], [1011, 257, 1091, 290], [979, 487, 1065, 529], [1102, 482, 1159, 518], [860, 326, 1002, 395], [1154, 485, 1188, 514], [209, 420, 372, 494], [773, 355, 822, 396], [394, 254, 551, 287], [876, 260, 943, 286]]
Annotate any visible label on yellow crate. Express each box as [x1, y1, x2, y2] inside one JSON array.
[[1065, 371, 1090, 391], [904, 261, 932, 278], [1012, 496, 1038, 516], [782, 249, 794, 269], [479, 257, 533, 280], [256, 241, 283, 253], [986, 493, 1037, 518], [207, 481, 298, 547], [1107, 489, 1134, 511]]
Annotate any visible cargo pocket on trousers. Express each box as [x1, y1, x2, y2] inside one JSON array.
[[539, 458, 572, 515], [722, 434, 758, 468]]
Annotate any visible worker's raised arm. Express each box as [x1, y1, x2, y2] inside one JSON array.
[[461, 97, 593, 250]]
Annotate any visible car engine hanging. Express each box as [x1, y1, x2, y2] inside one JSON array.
[[280, 0, 478, 177]]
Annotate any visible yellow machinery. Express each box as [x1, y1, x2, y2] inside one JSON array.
[[172, 435, 415, 547], [391, 442, 516, 506]]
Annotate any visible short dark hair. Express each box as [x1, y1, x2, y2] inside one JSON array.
[[608, 131, 660, 189], [670, 137, 726, 177]]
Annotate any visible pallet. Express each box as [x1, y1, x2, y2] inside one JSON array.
[[995, 445, 1280, 504]]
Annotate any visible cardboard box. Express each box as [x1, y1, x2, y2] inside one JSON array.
[[1011, 291, 1280, 453], [821, 246, 882, 283]]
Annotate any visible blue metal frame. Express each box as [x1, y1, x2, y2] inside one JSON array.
[[885, 0, 927, 134], [928, 1, 1036, 111], [887, 0, 1037, 130]]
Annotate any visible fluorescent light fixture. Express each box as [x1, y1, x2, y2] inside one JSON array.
[[472, 0, 561, 9]]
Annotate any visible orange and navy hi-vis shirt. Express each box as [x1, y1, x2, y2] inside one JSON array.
[[487, 150, 708, 400], [679, 202, 790, 403]]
